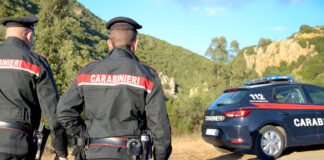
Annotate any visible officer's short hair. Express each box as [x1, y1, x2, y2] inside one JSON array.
[[110, 29, 137, 47]]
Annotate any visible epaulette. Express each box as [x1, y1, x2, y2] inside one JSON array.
[[140, 62, 157, 72], [84, 60, 98, 67], [30, 50, 46, 59]]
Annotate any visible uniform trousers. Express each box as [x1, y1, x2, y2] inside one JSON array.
[[0, 153, 34, 160]]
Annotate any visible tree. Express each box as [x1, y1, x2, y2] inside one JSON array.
[[0, 0, 38, 19], [258, 38, 272, 47], [258, 38, 272, 52], [205, 36, 228, 63], [299, 25, 319, 34], [229, 40, 239, 61], [229, 40, 239, 54]]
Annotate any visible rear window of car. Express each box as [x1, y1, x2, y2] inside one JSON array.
[[213, 90, 248, 106]]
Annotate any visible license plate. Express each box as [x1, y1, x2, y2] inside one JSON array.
[[205, 115, 225, 121], [206, 129, 219, 136]]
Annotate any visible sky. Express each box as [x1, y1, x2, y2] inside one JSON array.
[[77, 0, 324, 56]]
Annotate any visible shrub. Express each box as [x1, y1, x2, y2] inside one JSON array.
[[243, 46, 256, 55], [299, 25, 320, 34], [298, 39, 308, 48]]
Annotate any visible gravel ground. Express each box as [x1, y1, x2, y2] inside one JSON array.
[[169, 134, 324, 160], [42, 134, 324, 160]]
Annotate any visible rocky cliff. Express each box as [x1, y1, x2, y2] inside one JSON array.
[[244, 31, 323, 76], [159, 72, 177, 98]]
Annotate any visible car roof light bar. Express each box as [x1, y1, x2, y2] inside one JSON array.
[[244, 75, 293, 86]]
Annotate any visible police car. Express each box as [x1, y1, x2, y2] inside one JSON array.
[[202, 75, 324, 159]]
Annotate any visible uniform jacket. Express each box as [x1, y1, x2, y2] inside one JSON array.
[[57, 46, 172, 159], [0, 37, 68, 157]]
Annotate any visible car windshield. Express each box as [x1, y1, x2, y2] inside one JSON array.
[[212, 91, 248, 106]]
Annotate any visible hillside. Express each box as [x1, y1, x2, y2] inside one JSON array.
[[0, 0, 214, 94], [0, 0, 216, 133]]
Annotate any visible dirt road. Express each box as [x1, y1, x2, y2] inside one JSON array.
[[43, 134, 324, 160], [169, 134, 324, 160]]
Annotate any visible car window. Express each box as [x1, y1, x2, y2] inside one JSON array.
[[213, 91, 248, 106], [304, 86, 324, 105], [274, 87, 306, 104], [261, 89, 273, 99]]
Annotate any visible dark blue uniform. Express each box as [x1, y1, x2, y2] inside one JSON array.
[[57, 46, 172, 160], [0, 37, 68, 158], [0, 15, 68, 159]]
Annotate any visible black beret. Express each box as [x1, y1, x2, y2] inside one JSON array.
[[106, 17, 142, 31], [1, 15, 38, 30]]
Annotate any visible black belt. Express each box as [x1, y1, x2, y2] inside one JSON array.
[[90, 137, 129, 148], [0, 121, 34, 135]]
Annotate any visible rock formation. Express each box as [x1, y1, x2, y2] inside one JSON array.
[[159, 72, 177, 98], [244, 33, 321, 76]]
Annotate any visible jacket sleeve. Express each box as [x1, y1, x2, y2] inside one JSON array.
[[36, 58, 68, 157], [56, 77, 86, 137], [145, 73, 172, 160]]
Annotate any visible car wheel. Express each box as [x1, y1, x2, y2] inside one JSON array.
[[254, 125, 285, 160], [214, 145, 235, 153]]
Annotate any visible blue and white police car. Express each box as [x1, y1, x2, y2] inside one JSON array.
[[202, 75, 324, 159]]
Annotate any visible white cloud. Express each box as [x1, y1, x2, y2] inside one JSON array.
[[190, 6, 199, 11], [272, 26, 286, 31], [205, 7, 225, 16]]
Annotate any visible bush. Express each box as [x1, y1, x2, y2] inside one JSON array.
[[298, 39, 308, 48], [309, 36, 324, 53], [320, 26, 324, 31], [258, 38, 272, 47], [243, 46, 256, 55], [299, 25, 320, 34]]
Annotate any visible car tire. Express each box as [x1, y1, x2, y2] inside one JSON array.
[[213, 145, 235, 153], [254, 125, 285, 160]]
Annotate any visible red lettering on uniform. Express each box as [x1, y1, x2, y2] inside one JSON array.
[[126, 75, 131, 83], [90, 75, 96, 82], [101, 75, 106, 83], [77, 74, 154, 93], [95, 75, 100, 83], [113, 75, 117, 83], [14, 60, 20, 67], [0, 59, 40, 76], [118, 74, 125, 82], [10, 60, 14, 66], [107, 75, 112, 83], [132, 76, 137, 85], [137, 78, 140, 85]]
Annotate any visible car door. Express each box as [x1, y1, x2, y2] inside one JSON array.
[[303, 85, 324, 143], [274, 85, 319, 145]]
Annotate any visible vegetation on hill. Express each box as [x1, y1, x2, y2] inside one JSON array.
[[297, 36, 324, 86], [263, 27, 324, 87]]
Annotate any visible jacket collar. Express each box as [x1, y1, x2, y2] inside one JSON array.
[[2, 37, 30, 50], [107, 46, 140, 62]]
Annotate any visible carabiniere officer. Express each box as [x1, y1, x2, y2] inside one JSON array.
[[57, 17, 172, 160], [0, 15, 68, 159]]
